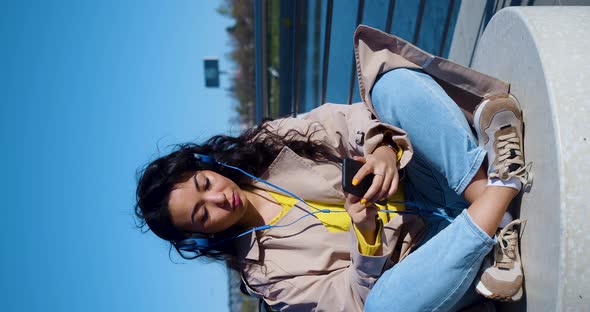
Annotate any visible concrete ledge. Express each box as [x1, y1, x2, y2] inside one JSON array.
[[471, 7, 590, 311]]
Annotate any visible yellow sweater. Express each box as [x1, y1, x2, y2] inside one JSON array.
[[267, 184, 405, 256]]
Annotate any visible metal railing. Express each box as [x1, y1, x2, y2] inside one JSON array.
[[254, 0, 461, 122]]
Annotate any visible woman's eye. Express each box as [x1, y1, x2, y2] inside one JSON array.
[[201, 207, 208, 224]]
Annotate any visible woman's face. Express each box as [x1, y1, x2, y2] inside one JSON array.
[[168, 170, 248, 234]]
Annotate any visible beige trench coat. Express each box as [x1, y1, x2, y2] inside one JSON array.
[[236, 25, 510, 312]]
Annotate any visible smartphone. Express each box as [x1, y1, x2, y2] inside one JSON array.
[[342, 158, 374, 198]]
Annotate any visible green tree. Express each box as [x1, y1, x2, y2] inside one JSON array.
[[217, 0, 255, 125]]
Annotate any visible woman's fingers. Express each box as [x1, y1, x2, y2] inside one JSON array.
[[344, 194, 378, 226], [345, 194, 366, 214], [369, 168, 395, 203], [387, 169, 399, 198], [362, 173, 384, 203], [352, 156, 365, 162], [353, 159, 386, 203], [351, 156, 370, 188], [352, 152, 399, 203], [378, 171, 393, 200]]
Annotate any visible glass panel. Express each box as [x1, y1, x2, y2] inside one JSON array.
[[391, 0, 421, 41], [417, 0, 454, 55], [296, 0, 327, 113], [361, 0, 390, 30], [279, 0, 463, 115], [266, 0, 281, 117], [441, 0, 462, 58], [350, 0, 393, 104], [324, 0, 359, 104]]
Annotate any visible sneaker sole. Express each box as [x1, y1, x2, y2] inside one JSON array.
[[475, 279, 523, 302]]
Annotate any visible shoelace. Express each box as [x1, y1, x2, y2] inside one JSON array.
[[498, 219, 522, 260], [491, 132, 533, 186]]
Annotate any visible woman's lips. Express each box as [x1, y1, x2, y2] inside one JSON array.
[[233, 192, 240, 210]]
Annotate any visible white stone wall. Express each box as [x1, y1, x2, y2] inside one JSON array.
[[471, 7, 590, 311]]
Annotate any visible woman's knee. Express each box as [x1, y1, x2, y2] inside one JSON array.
[[372, 68, 431, 105], [372, 68, 452, 126]]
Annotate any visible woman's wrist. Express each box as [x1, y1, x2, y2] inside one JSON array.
[[376, 142, 402, 163], [353, 219, 378, 245]]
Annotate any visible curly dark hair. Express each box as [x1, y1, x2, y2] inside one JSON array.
[[135, 118, 340, 268]]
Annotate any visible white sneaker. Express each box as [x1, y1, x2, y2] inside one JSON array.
[[473, 95, 532, 188], [476, 219, 524, 301]]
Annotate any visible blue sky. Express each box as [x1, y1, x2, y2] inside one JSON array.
[[1, 1, 237, 311]]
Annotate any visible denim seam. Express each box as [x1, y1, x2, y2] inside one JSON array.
[[462, 210, 497, 246], [432, 215, 492, 311], [454, 147, 487, 194], [404, 70, 484, 195], [433, 251, 487, 311]]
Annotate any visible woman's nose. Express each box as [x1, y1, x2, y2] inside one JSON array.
[[204, 192, 226, 205]]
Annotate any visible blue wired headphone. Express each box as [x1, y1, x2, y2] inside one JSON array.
[[174, 154, 275, 252], [174, 154, 462, 253]]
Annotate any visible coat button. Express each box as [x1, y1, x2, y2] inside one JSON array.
[[355, 131, 365, 145]]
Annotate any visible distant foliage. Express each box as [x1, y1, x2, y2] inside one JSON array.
[[217, 0, 255, 125]]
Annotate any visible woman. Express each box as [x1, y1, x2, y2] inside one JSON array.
[[135, 26, 532, 311]]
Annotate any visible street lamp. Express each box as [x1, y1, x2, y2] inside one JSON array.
[[203, 57, 220, 88]]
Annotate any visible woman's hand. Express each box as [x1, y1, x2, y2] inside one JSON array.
[[352, 145, 399, 205], [344, 194, 378, 244]]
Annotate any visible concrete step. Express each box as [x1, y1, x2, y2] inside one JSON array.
[[471, 6, 590, 311]]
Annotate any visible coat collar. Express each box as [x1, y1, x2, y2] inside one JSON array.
[[251, 146, 344, 203], [237, 146, 346, 262], [237, 199, 323, 262]]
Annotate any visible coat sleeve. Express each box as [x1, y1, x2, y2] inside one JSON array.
[[303, 103, 413, 168], [243, 226, 392, 312]]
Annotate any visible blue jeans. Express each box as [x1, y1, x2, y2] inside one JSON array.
[[365, 69, 496, 311]]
